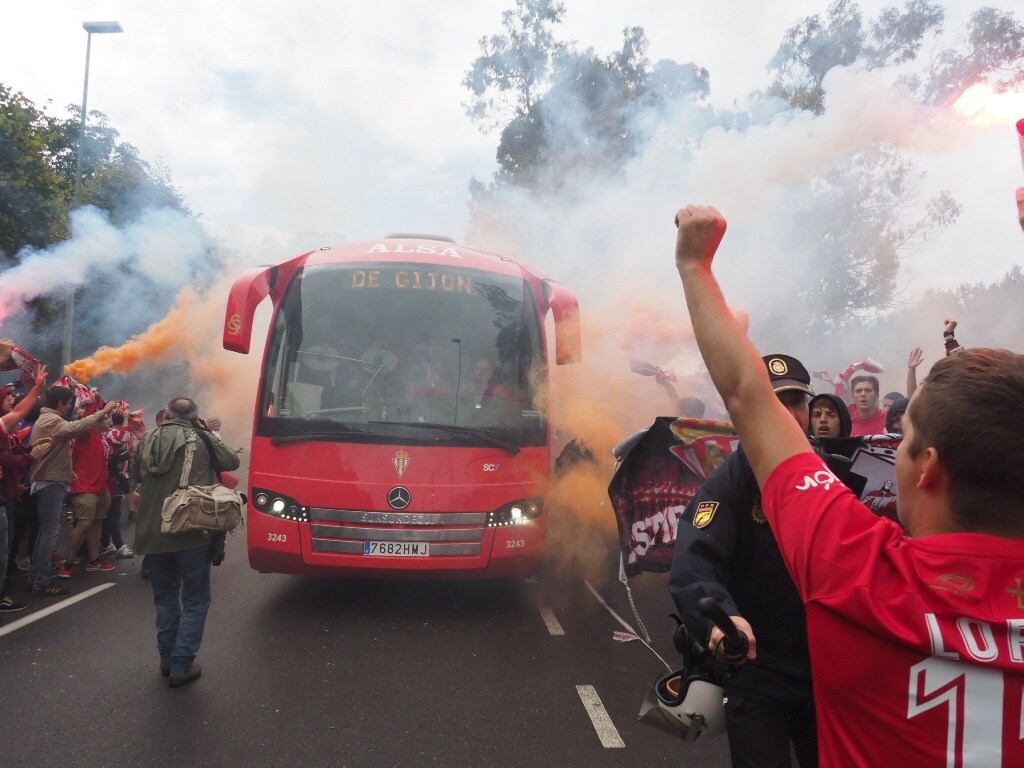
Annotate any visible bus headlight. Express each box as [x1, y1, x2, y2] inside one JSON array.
[[487, 497, 543, 527], [251, 488, 309, 522]]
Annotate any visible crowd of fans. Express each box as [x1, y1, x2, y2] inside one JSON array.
[[647, 316, 965, 444], [0, 367, 148, 612]]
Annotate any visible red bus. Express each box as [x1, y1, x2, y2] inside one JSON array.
[[222, 235, 581, 578]]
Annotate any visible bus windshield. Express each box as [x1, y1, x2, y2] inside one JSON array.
[[258, 262, 547, 448]]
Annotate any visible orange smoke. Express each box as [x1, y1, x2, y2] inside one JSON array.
[[65, 292, 199, 382], [541, 289, 745, 583], [64, 268, 263, 441], [621, 301, 749, 352]]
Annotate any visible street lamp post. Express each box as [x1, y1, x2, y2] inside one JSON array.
[[62, 20, 123, 369]]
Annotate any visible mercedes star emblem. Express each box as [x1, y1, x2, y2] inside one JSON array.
[[387, 486, 411, 510]]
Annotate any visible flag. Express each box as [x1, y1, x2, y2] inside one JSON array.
[[126, 409, 146, 438], [608, 417, 739, 577], [0, 343, 42, 388], [54, 375, 94, 405]]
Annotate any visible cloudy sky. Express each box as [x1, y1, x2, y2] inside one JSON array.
[[3, 1, 1016, 260]]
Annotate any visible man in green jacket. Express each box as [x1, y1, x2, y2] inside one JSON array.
[[132, 396, 240, 688]]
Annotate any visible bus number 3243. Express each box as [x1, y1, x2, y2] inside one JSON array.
[[267, 533, 288, 543]]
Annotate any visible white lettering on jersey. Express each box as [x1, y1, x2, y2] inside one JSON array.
[[958, 618, 999, 662], [908, 657, 1004, 767], [794, 468, 841, 492], [925, 613, 1024, 666], [1009, 620, 1024, 664], [926, 613, 960, 660]]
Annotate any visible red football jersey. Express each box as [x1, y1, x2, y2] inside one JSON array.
[[763, 452, 1024, 768]]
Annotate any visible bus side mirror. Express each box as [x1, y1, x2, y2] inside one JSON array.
[[544, 280, 582, 365], [223, 254, 306, 354], [223, 267, 273, 354]]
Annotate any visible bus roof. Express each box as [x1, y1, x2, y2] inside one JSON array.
[[301, 237, 530, 280]]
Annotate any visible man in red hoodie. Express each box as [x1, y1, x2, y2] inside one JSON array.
[[58, 404, 116, 579], [848, 374, 887, 436]]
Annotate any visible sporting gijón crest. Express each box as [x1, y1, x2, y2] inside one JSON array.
[[392, 449, 410, 479]]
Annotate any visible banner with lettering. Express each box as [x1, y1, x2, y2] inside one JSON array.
[[608, 417, 739, 577], [609, 420, 904, 577]]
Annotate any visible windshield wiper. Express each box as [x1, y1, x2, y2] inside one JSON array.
[[271, 426, 367, 446], [368, 421, 520, 456]]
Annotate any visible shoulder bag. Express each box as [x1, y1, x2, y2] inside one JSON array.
[[160, 430, 243, 535]]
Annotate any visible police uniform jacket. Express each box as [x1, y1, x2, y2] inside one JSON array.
[[668, 446, 811, 702]]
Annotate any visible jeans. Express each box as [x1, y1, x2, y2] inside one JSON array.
[[10, 493, 37, 572], [31, 484, 67, 589], [147, 545, 212, 676], [101, 495, 125, 549]]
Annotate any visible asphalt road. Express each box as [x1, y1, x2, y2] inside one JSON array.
[[0, 521, 731, 768]]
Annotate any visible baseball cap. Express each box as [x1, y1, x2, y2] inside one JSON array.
[[762, 354, 814, 396]]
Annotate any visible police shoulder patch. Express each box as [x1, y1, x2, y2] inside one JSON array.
[[692, 501, 719, 529]]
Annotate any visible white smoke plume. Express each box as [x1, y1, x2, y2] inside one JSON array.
[[0, 206, 211, 325]]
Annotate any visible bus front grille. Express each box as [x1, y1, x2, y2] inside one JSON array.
[[308, 507, 486, 557]]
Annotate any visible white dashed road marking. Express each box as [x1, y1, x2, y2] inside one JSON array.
[[0, 583, 116, 637], [576, 684, 626, 748], [538, 606, 564, 636]]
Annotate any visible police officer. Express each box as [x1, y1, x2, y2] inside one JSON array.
[[668, 354, 817, 768]]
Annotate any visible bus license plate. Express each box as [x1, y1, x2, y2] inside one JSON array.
[[363, 541, 429, 557]]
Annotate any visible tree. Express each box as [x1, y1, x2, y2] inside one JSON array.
[[46, 105, 188, 223], [0, 85, 203, 366], [0, 85, 69, 260], [463, 0, 567, 132], [767, 0, 944, 113], [787, 144, 960, 331], [920, 7, 1024, 104], [466, 3, 709, 194]]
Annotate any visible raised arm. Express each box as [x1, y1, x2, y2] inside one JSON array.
[[674, 206, 809, 489], [906, 347, 923, 398], [1, 364, 48, 431]]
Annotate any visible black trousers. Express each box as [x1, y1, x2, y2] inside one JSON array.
[[724, 689, 818, 768]]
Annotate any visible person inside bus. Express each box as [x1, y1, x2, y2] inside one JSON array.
[[297, 329, 372, 413], [457, 357, 517, 427], [296, 330, 340, 389], [395, 335, 457, 422]]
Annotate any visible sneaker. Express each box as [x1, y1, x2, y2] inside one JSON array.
[[0, 595, 27, 612], [58, 564, 74, 580], [168, 662, 202, 688], [115, 544, 135, 558], [50, 553, 65, 566], [32, 583, 68, 597], [16, 558, 31, 572], [85, 559, 115, 572], [98, 543, 117, 557]]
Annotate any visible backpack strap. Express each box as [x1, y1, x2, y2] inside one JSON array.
[[176, 432, 197, 490]]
